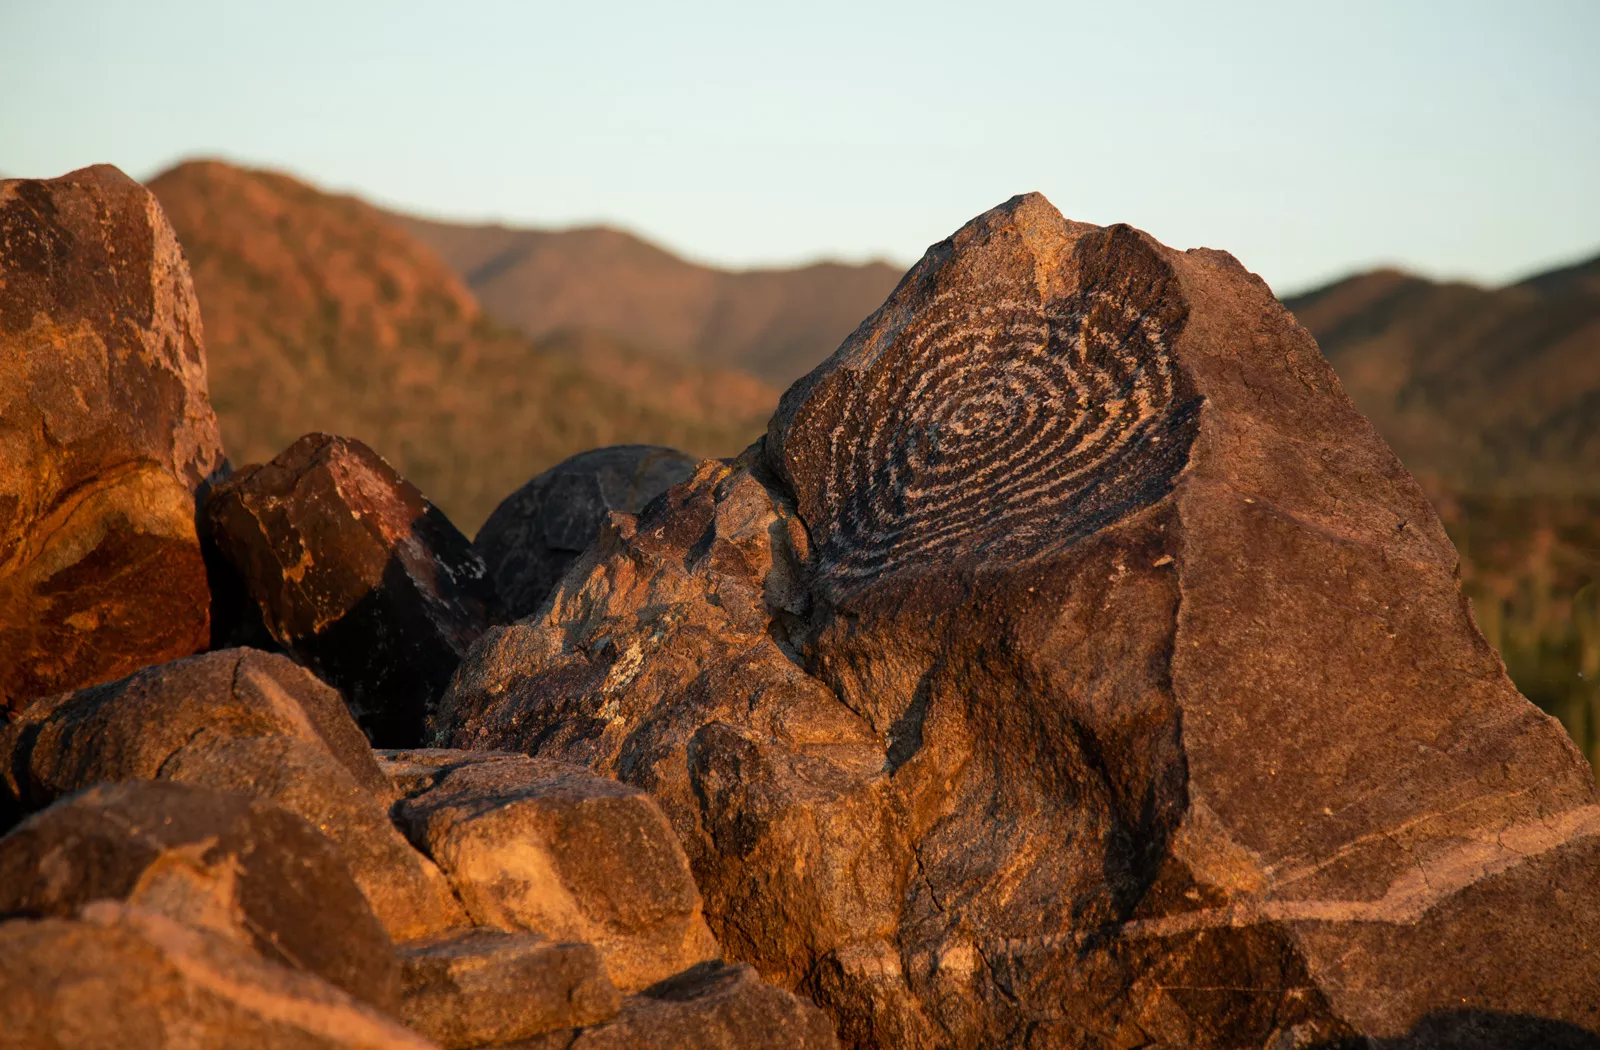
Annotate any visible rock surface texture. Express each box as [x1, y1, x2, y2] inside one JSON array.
[[475, 444, 699, 619], [0, 781, 400, 1011], [206, 433, 499, 747], [0, 164, 224, 714], [397, 929, 620, 1048], [437, 195, 1600, 1047], [518, 962, 841, 1050], [395, 752, 720, 993], [0, 648, 467, 940], [0, 903, 434, 1050]]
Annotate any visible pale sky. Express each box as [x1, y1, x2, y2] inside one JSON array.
[[2, 0, 1596, 293]]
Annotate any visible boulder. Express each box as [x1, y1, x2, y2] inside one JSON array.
[[395, 755, 720, 993], [0, 781, 399, 1011], [0, 164, 224, 714], [0, 903, 435, 1050], [475, 444, 698, 619], [435, 195, 1600, 1047], [0, 648, 467, 940], [205, 432, 499, 747], [398, 928, 620, 1048], [516, 962, 839, 1050]]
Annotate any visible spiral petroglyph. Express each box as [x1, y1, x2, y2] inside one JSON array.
[[776, 219, 1201, 591]]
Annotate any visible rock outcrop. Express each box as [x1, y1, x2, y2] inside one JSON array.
[[436, 195, 1600, 1047], [0, 164, 224, 714], [0, 781, 400, 1011], [0, 648, 467, 940], [475, 445, 699, 619], [205, 433, 499, 747], [395, 752, 720, 993], [0, 904, 434, 1050]]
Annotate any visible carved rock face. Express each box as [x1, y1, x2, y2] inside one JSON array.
[[437, 194, 1600, 1048], [768, 212, 1200, 594], [0, 165, 224, 713]]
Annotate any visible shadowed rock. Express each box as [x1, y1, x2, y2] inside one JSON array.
[[0, 164, 224, 714], [0, 781, 400, 1011], [436, 195, 1600, 1047], [398, 928, 620, 1048], [0, 904, 435, 1049], [0, 649, 467, 940], [205, 433, 500, 747], [395, 755, 720, 993], [475, 444, 699, 620]]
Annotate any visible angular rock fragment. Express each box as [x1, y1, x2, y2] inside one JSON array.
[[520, 962, 839, 1050], [475, 444, 698, 619], [206, 433, 498, 747], [0, 781, 399, 1011], [436, 195, 1600, 1047], [396, 756, 720, 992], [0, 904, 435, 1050], [0, 648, 467, 940], [398, 928, 620, 1048], [0, 164, 225, 714]]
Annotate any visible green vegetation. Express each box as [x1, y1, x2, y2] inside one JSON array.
[[1443, 495, 1600, 775]]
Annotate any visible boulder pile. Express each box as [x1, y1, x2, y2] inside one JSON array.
[[0, 166, 1595, 1049]]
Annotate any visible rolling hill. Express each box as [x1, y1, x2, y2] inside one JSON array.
[[1284, 258, 1600, 497], [147, 161, 778, 531], [394, 215, 905, 387]]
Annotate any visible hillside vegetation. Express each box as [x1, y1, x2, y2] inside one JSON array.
[[148, 161, 777, 531]]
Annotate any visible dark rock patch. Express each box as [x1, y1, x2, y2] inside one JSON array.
[[205, 433, 499, 747], [474, 444, 698, 619]]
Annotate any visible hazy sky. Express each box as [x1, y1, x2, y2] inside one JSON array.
[[3, 1, 1596, 292]]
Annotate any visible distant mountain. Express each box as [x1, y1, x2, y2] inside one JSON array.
[[394, 215, 905, 387], [1284, 258, 1600, 497], [148, 161, 777, 531]]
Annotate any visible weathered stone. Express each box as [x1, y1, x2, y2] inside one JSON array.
[[375, 747, 528, 801], [0, 648, 467, 940], [395, 756, 720, 993], [0, 781, 399, 1011], [475, 445, 698, 619], [515, 962, 839, 1050], [398, 928, 620, 1048], [436, 195, 1600, 1047], [205, 432, 499, 747], [0, 164, 224, 714], [0, 903, 435, 1050]]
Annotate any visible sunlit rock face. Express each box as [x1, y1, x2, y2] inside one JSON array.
[[0, 165, 224, 713], [437, 194, 1600, 1049]]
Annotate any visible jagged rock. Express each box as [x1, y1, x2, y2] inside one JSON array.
[[0, 648, 466, 940], [475, 445, 698, 619], [0, 164, 224, 714], [436, 195, 1600, 1047], [205, 433, 498, 747], [515, 962, 840, 1050], [0, 903, 435, 1050], [0, 781, 399, 1011], [395, 756, 720, 993], [398, 928, 620, 1048]]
